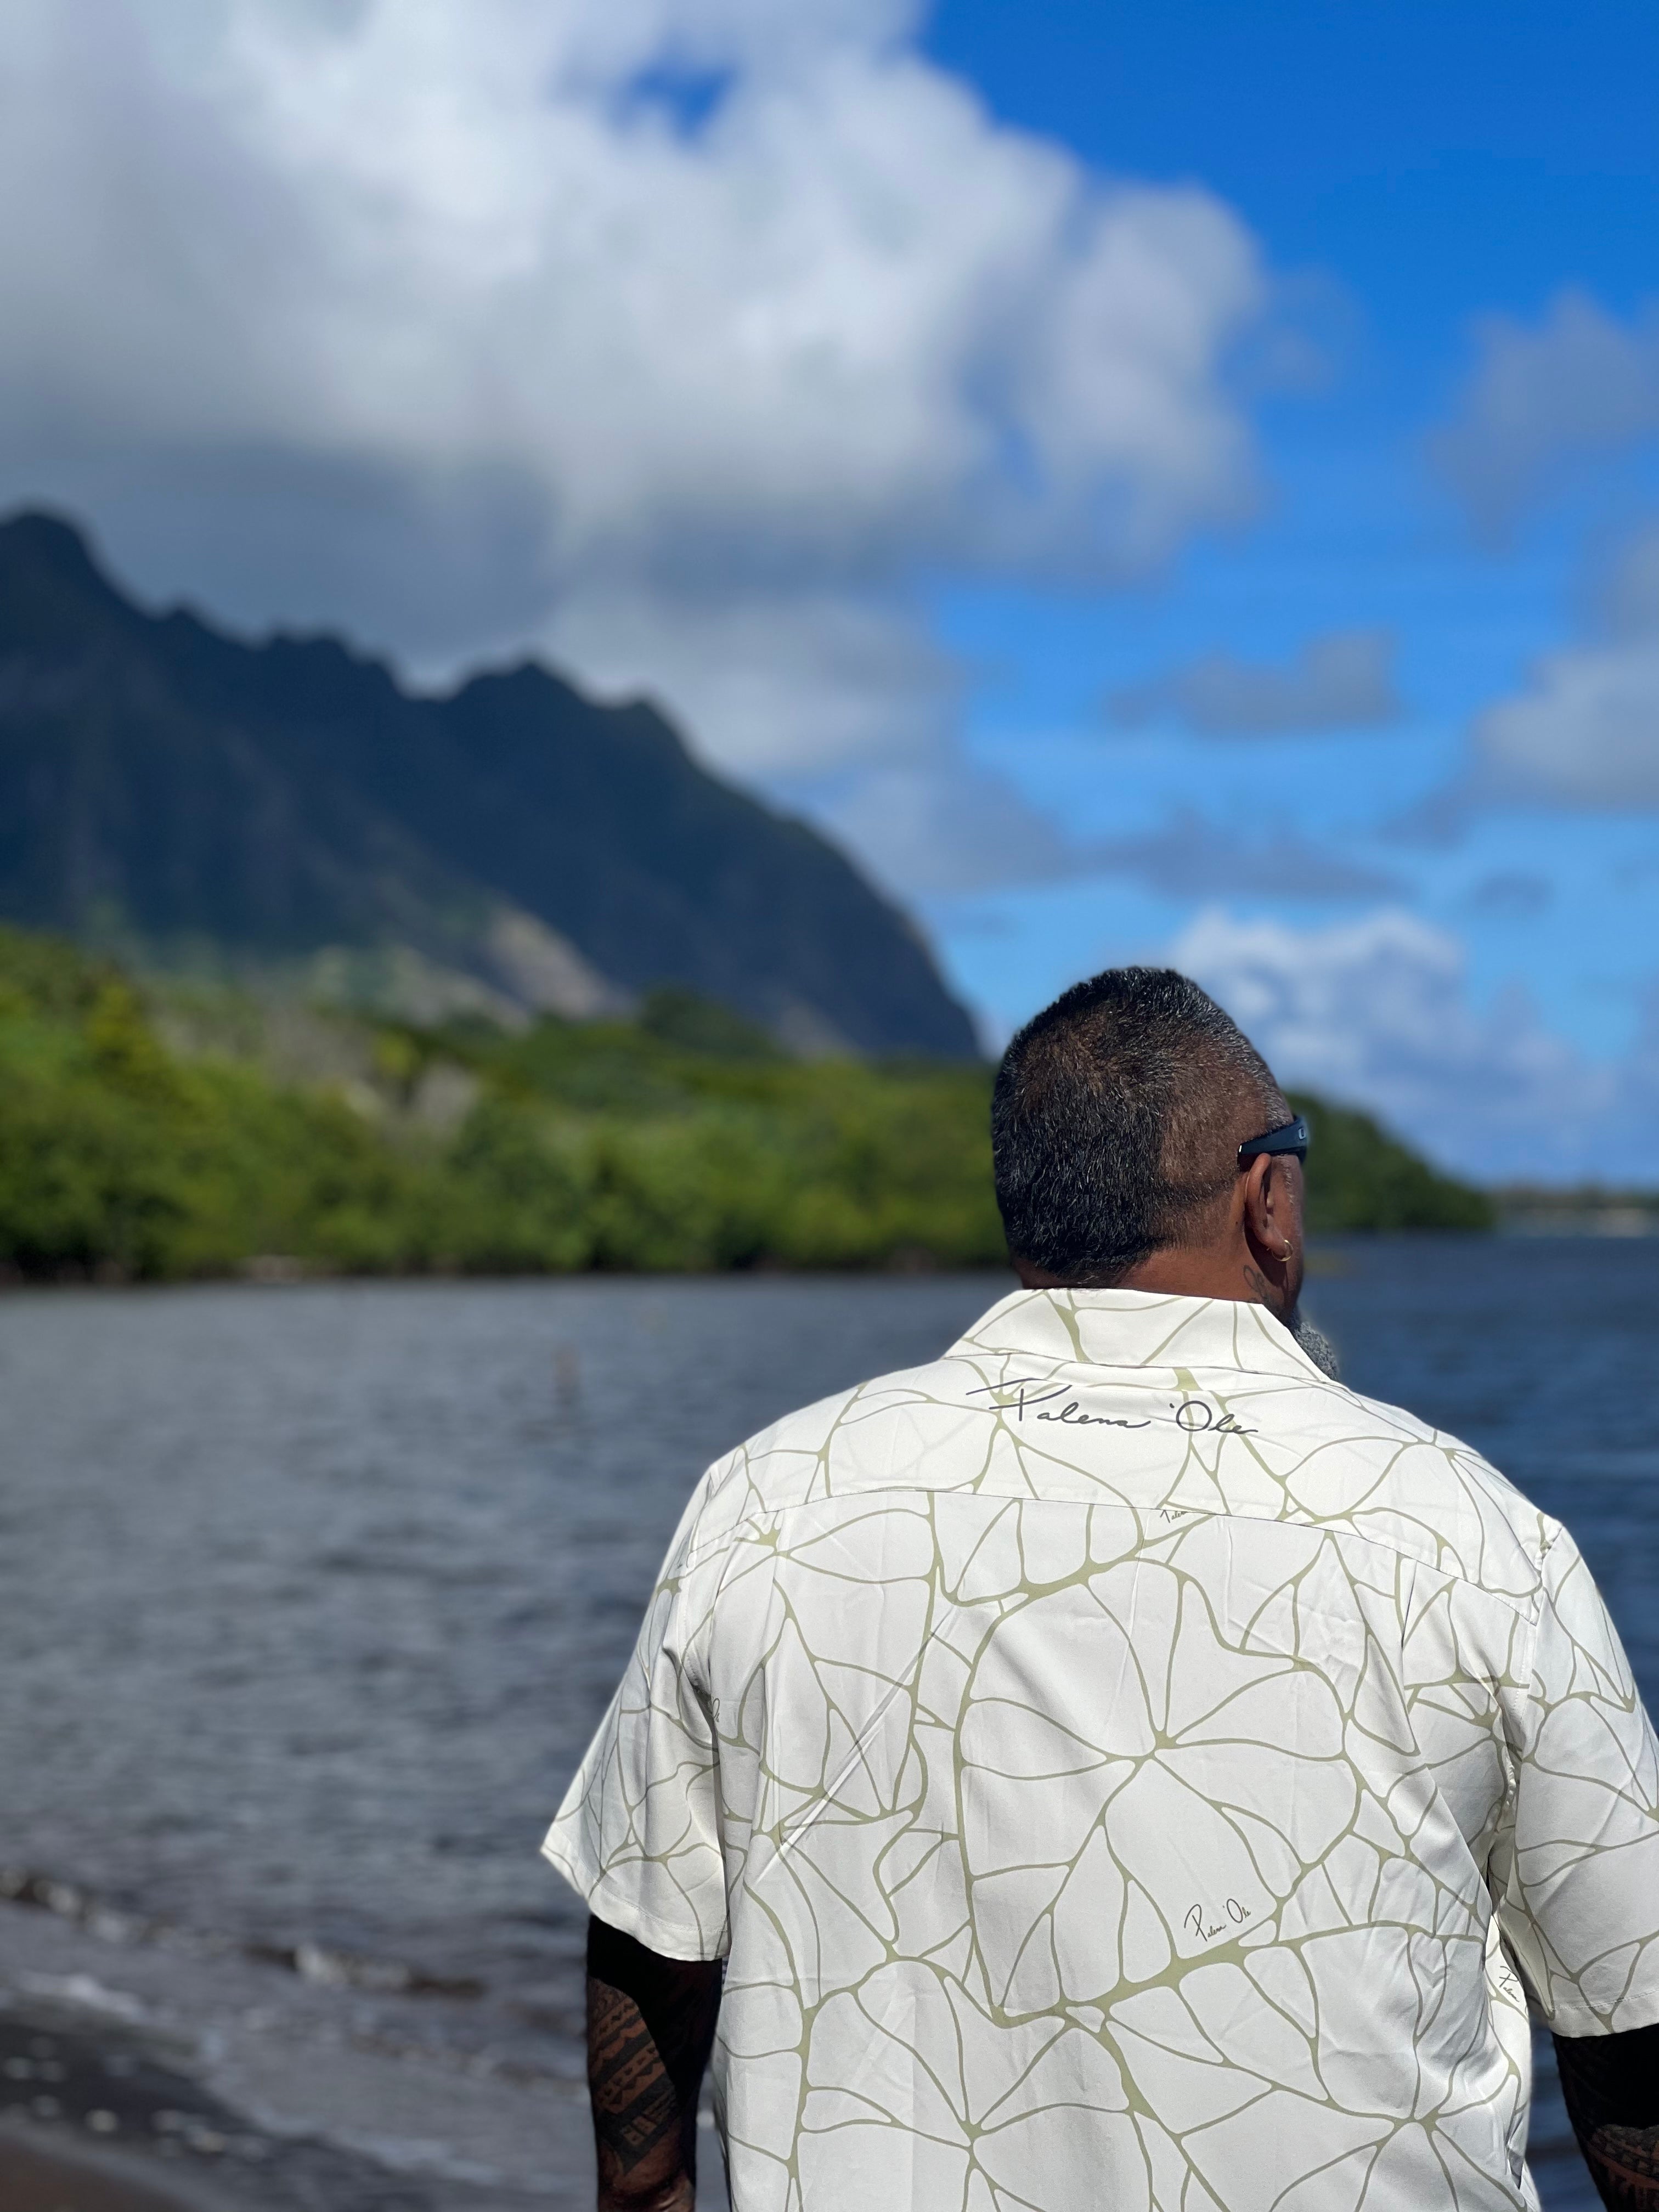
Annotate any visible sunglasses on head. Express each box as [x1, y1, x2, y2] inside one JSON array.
[[1238, 1115, 1309, 1168]]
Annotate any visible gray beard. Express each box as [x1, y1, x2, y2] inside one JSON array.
[[1290, 1313, 1341, 1380]]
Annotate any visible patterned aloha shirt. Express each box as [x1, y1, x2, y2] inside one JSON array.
[[545, 1288, 1659, 2211]]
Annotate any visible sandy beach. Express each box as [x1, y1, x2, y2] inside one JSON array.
[[0, 2125, 234, 2211]]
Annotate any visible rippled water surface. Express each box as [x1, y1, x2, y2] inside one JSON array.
[[0, 1242, 1654, 2205]]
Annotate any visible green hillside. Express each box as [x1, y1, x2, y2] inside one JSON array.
[[1290, 1093, 1497, 1233], [0, 929, 1492, 1281]]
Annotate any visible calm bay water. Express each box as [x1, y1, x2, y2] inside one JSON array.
[[0, 1242, 1653, 2205]]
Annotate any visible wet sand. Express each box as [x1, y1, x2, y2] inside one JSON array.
[[0, 1994, 290, 2212], [0, 2125, 234, 2210], [0, 1956, 549, 2211], [0, 1888, 725, 2209]]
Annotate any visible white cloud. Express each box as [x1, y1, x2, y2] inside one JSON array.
[[1109, 628, 1400, 737], [1475, 639, 1659, 808], [1463, 871, 1552, 919], [1170, 906, 1659, 1182], [818, 760, 1081, 897], [1092, 814, 1400, 901], [544, 585, 962, 776], [1431, 289, 1659, 534], [1601, 520, 1659, 635], [815, 790, 1402, 906], [1472, 523, 1659, 808], [0, 0, 1268, 795]]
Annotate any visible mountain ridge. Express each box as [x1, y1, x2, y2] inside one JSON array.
[[0, 510, 978, 1057]]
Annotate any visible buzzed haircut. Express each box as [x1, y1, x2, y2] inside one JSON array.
[[991, 967, 1287, 1285]]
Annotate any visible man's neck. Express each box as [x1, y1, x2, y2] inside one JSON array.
[[1116, 1240, 1283, 1314], [1019, 1240, 1284, 1318]]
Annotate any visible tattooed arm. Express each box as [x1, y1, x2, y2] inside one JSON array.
[[586, 1915, 723, 2212], [1555, 2024, 1659, 2208]]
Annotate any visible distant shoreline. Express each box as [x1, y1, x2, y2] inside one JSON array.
[[1498, 1202, 1659, 1237], [3, 1221, 1657, 1299]]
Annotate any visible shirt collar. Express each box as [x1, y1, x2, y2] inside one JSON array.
[[949, 1285, 1329, 1384]]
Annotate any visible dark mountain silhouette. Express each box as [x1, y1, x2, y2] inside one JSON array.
[[0, 511, 978, 1056]]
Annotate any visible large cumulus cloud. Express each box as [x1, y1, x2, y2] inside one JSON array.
[[0, 0, 1268, 794]]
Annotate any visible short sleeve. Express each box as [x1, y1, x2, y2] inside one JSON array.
[[1497, 1521, 1659, 2033], [541, 1470, 729, 1962]]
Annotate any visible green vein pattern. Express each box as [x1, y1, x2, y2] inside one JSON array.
[[546, 1289, 1659, 2211]]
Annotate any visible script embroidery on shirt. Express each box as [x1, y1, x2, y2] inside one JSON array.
[[1172, 1397, 1254, 1434], [965, 1379, 1253, 1435], [1185, 1897, 1252, 1943], [964, 1379, 1148, 1426]]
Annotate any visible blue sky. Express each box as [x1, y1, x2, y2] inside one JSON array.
[[893, 0, 1659, 1172], [2, 1, 1656, 1178]]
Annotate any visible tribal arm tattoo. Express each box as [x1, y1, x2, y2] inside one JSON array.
[[586, 1915, 723, 2212], [1555, 2024, 1659, 2208]]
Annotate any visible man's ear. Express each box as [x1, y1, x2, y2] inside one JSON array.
[[1242, 1154, 1301, 1265]]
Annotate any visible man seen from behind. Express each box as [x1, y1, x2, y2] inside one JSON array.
[[545, 967, 1659, 2211]]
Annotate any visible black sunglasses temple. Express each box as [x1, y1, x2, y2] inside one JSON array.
[[1237, 1114, 1310, 1167]]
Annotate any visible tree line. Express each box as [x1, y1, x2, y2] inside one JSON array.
[[0, 930, 1493, 1282]]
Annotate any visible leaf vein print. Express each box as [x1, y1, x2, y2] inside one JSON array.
[[546, 1288, 1659, 2211]]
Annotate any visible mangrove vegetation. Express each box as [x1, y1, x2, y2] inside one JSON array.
[[0, 928, 1495, 1280]]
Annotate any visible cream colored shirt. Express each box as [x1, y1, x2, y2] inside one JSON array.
[[545, 1288, 1659, 2211]]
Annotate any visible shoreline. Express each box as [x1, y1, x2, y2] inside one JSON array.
[[7, 1224, 1650, 1297], [0, 1257, 1018, 1292], [0, 1889, 600, 2211], [3, 1221, 1656, 1300]]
